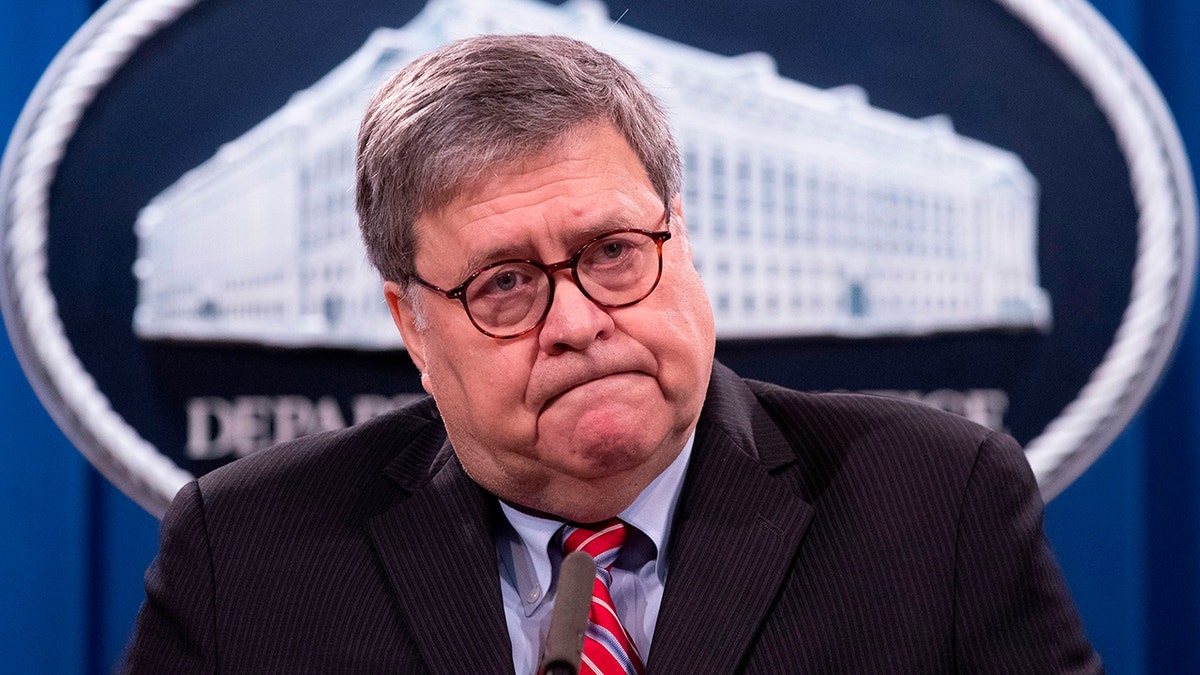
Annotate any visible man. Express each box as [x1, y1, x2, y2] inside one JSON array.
[[123, 34, 1101, 673]]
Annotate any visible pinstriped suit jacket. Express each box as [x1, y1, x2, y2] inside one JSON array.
[[122, 361, 1101, 673]]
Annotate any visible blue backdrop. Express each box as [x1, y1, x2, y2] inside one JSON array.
[[0, 0, 1196, 672]]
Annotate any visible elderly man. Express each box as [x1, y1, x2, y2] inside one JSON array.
[[123, 34, 1100, 673]]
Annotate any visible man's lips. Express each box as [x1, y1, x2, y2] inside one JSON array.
[[545, 371, 637, 403], [530, 358, 656, 409]]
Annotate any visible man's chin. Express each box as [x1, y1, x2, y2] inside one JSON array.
[[541, 427, 671, 483], [539, 382, 661, 435]]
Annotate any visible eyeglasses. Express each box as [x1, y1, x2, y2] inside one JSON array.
[[414, 216, 673, 339]]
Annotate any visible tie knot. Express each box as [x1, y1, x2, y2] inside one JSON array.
[[561, 518, 626, 568]]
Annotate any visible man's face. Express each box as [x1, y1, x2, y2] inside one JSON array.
[[384, 123, 715, 521]]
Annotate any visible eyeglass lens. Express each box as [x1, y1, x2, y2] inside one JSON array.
[[464, 230, 664, 336]]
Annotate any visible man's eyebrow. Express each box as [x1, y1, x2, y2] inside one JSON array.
[[458, 242, 530, 281], [456, 216, 640, 279]]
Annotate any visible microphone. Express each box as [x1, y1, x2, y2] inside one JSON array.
[[540, 550, 596, 675]]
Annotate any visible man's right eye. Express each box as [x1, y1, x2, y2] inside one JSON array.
[[492, 270, 519, 292], [476, 264, 537, 297]]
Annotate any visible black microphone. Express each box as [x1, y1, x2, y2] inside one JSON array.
[[540, 550, 596, 675]]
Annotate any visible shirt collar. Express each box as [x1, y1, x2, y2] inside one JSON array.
[[498, 430, 696, 610], [618, 430, 694, 580]]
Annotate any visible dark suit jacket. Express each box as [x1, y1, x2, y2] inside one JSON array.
[[122, 362, 1101, 673]]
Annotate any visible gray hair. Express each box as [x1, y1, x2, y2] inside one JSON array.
[[355, 34, 682, 286]]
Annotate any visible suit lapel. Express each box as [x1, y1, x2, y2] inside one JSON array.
[[366, 443, 515, 675], [647, 366, 815, 673]]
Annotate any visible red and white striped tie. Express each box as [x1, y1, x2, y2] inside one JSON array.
[[560, 519, 645, 675]]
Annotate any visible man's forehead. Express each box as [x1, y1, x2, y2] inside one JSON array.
[[416, 200, 652, 282], [411, 124, 660, 276]]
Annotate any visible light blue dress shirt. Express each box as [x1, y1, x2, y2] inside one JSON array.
[[496, 432, 695, 675]]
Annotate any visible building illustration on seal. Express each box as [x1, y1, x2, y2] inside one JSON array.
[[131, 0, 1051, 349]]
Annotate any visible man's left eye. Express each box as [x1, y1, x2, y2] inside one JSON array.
[[599, 241, 628, 259], [493, 271, 520, 291]]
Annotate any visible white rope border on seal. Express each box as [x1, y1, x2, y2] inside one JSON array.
[[999, 0, 1196, 499], [0, 0, 1194, 515], [4, 0, 200, 515]]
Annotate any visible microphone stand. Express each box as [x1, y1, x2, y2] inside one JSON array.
[[539, 550, 596, 675]]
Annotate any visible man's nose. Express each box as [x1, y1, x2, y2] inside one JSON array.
[[537, 272, 614, 353]]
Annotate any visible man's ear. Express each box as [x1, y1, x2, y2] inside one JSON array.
[[667, 194, 693, 261], [383, 280, 428, 376], [670, 193, 684, 223]]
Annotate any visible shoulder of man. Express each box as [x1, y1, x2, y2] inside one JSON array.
[[746, 378, 995, 448], [187, 394, 449, 519], [738, 376, 1029, 499], [721, 378, 1098, 673]]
